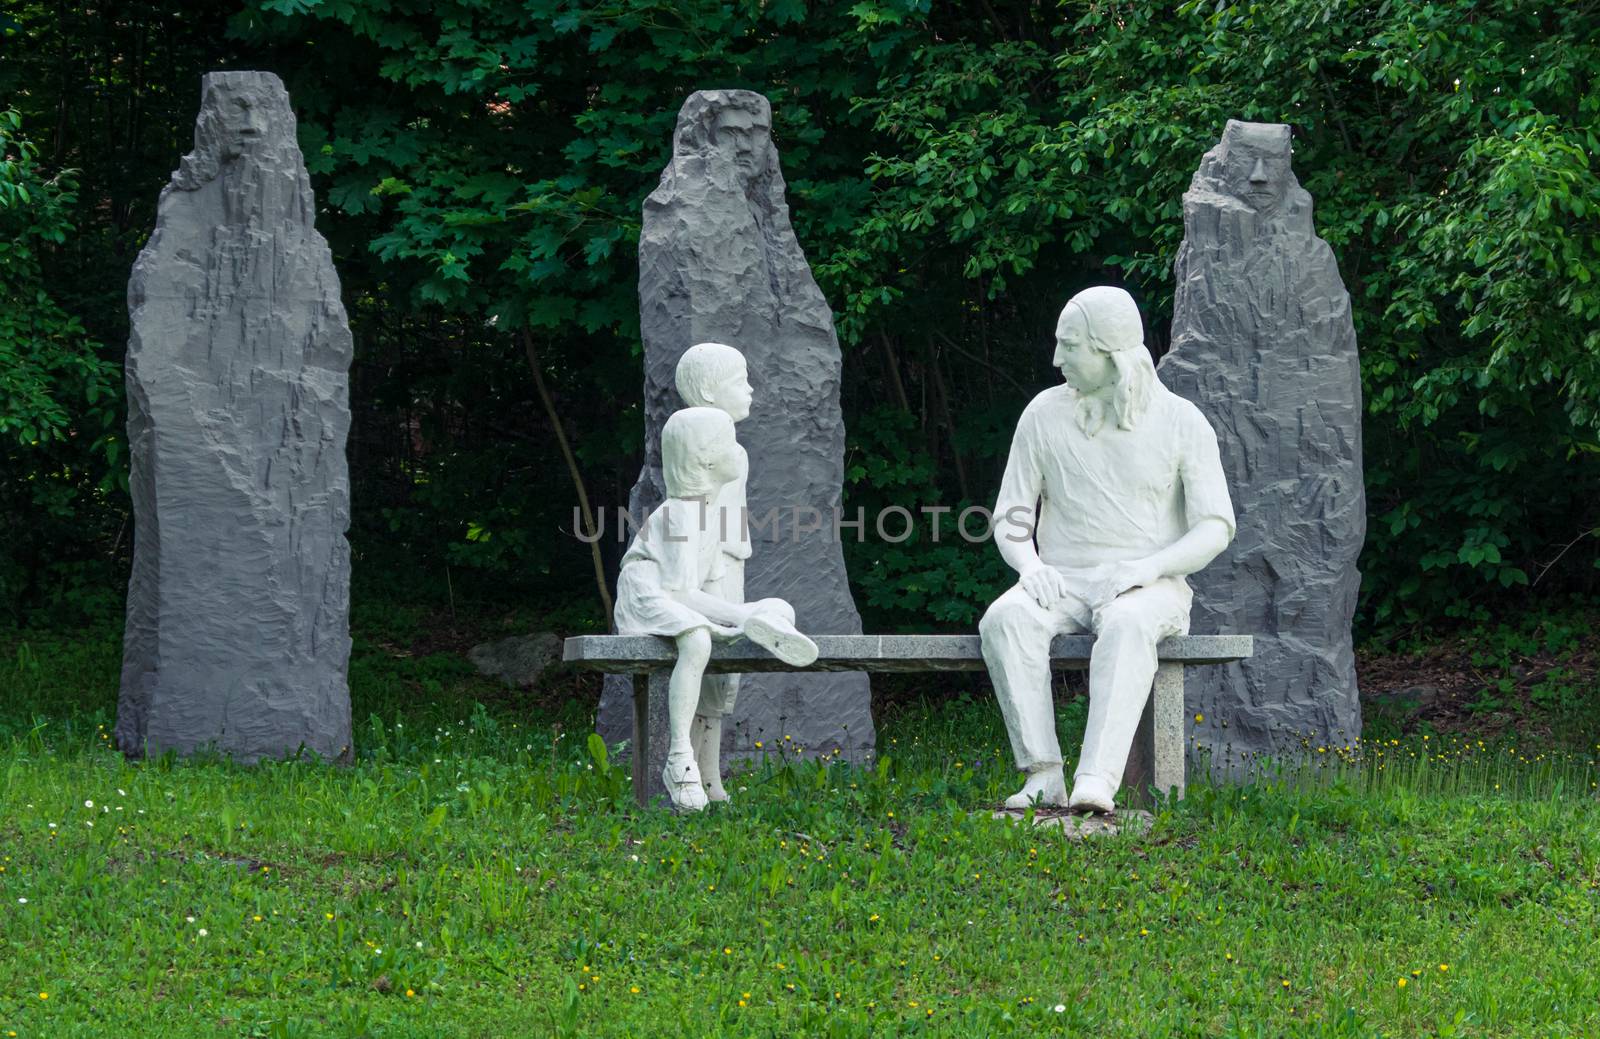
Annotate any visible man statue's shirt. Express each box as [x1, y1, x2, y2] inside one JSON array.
[[995, 384, 1236, 580]]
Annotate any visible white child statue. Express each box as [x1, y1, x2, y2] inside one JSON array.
[[614, 405, 817, 810], [980, 286, 1236, 814], [673, 342, 753, 801]]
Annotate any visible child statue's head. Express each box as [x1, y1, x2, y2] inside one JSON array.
[[675, 342, 753, 422], [662, 406, 740, 499]]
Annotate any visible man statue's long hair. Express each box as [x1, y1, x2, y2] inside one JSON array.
[[1063, 286, 1157, 435]]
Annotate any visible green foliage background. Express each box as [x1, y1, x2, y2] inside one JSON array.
[[1, 0, 1597, 632]]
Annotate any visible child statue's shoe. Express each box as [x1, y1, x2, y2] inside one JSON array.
[[662, 750, 709, 811], [743, 605, 819, 667]]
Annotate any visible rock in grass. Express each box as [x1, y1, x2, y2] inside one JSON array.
[[991, 808, 1154, 840], [468, 633, 562, 689], [115, 72, 353, 764]]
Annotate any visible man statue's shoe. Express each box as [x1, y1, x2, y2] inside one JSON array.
[[743, 609, 819, 667], [1004, 766, 1068, 809], [1068, 773, 1117, 814], [662, 750, 709, 812]]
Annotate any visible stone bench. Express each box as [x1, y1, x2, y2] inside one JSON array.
[[563, 634, 1253, 807]]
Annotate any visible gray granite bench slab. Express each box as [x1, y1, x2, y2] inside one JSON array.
[[564, 634, 1254, 671], [564, 633, 1253, 807]]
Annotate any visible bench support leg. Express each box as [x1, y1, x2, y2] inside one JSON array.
[[632, 673, 649, 807], [1151, 662, 1185, 802], [631, 671, 672, 807], [1121, 662, 1186, 807]]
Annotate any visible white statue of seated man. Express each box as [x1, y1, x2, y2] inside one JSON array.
[[980, 286, 1236, 814]]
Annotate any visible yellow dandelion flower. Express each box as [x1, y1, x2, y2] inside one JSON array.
[[723, 946, 732, 955], [1194, 713, 1204, 723], [1397, 978, 1407, 989], [1439, 964, 1449, 972], [406, 988, 415, 997], [630, 986, 640, 994], [39, 992, 48, 1000]]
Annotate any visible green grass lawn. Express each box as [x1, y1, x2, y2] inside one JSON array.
[[1, 622, 1597, 1038]]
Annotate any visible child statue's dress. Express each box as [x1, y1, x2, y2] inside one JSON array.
[[614, 497, 732, 638]]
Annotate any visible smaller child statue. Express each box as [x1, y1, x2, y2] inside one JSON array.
[[614, 405, 817, 810], [673, 342, 753, 802]]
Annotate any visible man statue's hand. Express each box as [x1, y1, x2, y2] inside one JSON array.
[[1020, 563, 1071, 610], [1084, 558, 1162, 610]]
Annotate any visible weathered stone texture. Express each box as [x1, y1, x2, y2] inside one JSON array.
[[1157, 120, 1366, 768], [116, 71, 353, 763], [597, 90, 874, 772]]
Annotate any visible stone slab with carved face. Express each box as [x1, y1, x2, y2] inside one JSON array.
[[1157, 120, 1367, 770], [117, 72, 354, 765]]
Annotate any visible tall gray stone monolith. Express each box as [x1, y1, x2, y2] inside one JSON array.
[[1157, 120, 1366, 770], [115, 71, 353, 763], [596, 90, 874, 787]]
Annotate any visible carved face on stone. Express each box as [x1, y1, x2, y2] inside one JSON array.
[[1218, 122, 1292, 214], [674, 91, 775, 187], [219, 89, 270, 160], [176, 73, 296, 190], [709, 105, 770, 179]]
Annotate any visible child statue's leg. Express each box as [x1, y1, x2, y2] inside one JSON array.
[[690, 712, 724, 802], [663, 627, 712, 811], [692, 673, 739, 803]]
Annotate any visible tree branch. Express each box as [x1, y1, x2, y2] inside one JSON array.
[[521, 328, 613, 624], [932, 327, 1029, 393]]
